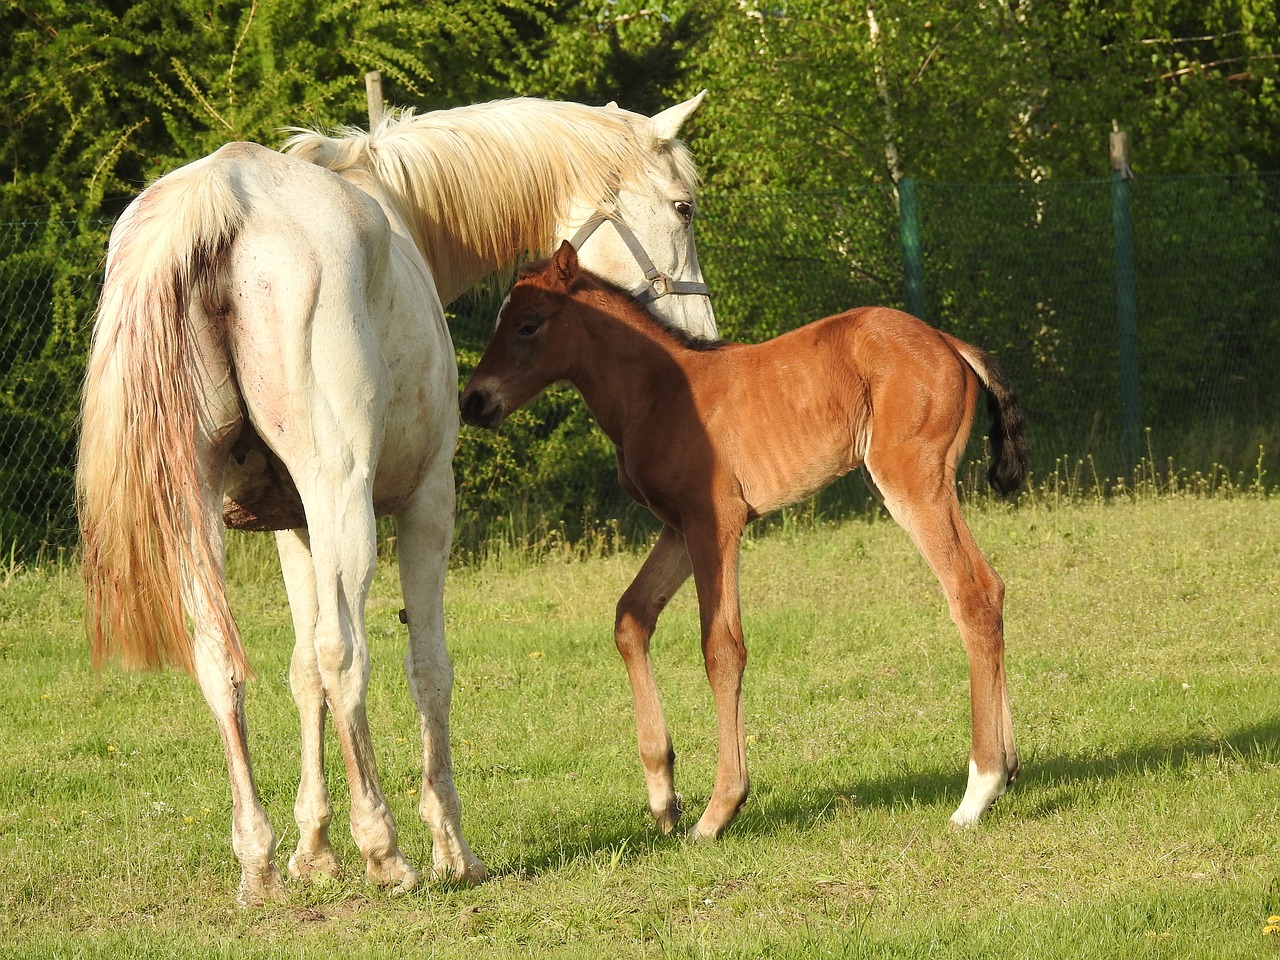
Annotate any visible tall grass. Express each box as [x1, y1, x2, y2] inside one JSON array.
[[1, 459, 1277, 959]]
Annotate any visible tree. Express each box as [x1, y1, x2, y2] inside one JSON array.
[[1, 0, 546, 219]]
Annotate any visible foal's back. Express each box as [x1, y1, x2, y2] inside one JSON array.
[[656, 305, 981, 519]]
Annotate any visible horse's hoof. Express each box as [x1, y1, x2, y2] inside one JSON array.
[[367, 854, 419, 894], [435, 858, 489, 886], [287, 847, 342, 881], [651, 796, 683, 835], [236, 865, 286, 908]]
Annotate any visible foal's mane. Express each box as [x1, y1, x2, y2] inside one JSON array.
[[282, 99, 698, 281], [571, 268, 724, 353]]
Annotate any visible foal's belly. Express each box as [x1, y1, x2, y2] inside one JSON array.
[[730, 425, 860, 519]]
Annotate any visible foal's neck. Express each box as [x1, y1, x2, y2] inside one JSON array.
[[566, 287, 699, 443]]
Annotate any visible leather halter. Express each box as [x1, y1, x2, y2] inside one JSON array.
[[566, 213, 712, 305]]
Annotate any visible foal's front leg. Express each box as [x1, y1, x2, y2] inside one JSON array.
[[682, 516, 751, 841], [614, 525, 692, 833]]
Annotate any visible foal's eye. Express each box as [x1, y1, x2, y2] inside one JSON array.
[[675, 201, 693, 224]]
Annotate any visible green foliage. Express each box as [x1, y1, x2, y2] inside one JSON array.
[[0, 217, 107, 552], [1, 0, 546, 218], [3, 0, 1280, 556], [687, 1, 1280, 190], [496, 0, 715, 114]]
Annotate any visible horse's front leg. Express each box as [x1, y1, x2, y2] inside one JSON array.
[[614, 525, 693, 833], [395, 465, 487, 884], [682, 514, 751, 841]]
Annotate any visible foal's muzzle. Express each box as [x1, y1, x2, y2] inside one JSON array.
[[460, 386, 503, 429]]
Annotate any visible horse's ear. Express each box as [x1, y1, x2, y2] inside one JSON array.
[[650, 90, 706, 144], [553, 240, 579, 285]]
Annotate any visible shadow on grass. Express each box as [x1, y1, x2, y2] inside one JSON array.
[[496, 716, 1280, 871], [735, 715, 1280, 836]]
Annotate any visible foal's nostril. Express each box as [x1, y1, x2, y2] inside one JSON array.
[[460, 388, 495, 427]]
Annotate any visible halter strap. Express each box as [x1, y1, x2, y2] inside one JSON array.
[[567, 213, 712, 305]]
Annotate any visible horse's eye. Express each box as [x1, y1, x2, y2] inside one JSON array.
[[675, 201, 693, 224], [516, 318, 542, 338]]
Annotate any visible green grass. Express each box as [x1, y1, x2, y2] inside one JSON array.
[[2, 494, 1279, 958]]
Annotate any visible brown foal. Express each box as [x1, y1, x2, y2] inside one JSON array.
[[461, 241, 1029, 838]]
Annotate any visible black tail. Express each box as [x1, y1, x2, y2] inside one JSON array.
[[975, 351, 1029, 497], [946, 334, 1029, 497]]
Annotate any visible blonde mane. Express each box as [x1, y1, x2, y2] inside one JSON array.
[[282, 99, 699, 289]]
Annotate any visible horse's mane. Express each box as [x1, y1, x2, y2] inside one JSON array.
[[281, 99, 699, 283]]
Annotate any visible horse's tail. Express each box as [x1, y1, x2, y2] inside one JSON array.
[[76, 156, 250, 682], [947, 336, 1029, 498]]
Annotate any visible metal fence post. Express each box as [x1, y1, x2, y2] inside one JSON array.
[[1110, 123, 1141, 466], [897, 176, 926, 320]]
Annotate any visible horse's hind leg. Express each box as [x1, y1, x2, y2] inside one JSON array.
[[865, 451, 1018, 826], [276, 527, 342, 881], [614, 525, 693, 833], [395, 458, 487, 883], [250, 338, 415, 891], [184, 450, 284, 905]]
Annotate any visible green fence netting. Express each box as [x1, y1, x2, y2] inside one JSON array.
[[3, 174, 1278, 558]]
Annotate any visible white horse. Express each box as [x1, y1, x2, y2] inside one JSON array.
[[76, 94, 715, 906]]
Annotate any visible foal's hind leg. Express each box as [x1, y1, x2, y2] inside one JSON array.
[[615, 525, 693, 833], [864, 456, 1018, 826], [276, 527, 342, 881], [395, 459, 487, 883]]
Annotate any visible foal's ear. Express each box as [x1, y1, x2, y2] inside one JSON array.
[[553, 240, 579, 285]]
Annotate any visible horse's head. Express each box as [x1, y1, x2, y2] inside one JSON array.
[[460, 242, 581, 430], [556, 93, 717, 342]]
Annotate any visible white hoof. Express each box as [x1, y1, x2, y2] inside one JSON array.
[[949, 761, 1008, 827]]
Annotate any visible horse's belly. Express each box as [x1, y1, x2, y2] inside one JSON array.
[[221, 414, 442, 531]]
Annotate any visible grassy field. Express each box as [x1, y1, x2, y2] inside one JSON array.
[[2, 493, 1279, 958]]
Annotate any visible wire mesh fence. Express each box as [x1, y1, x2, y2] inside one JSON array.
[[3, 174, 1278, 560]]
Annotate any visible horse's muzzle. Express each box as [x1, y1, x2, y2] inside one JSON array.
[[460, 386, 503, 429]]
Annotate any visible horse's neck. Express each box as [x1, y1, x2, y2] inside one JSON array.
[[568, 296, 691, 444]]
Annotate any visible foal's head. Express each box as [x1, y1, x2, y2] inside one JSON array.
[[460, 242, 587, 430]]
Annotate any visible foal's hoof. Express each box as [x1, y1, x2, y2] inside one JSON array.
[[651, 796, 683, 835], [685, 817, 726, 843], [949, 762, 1010, 827]]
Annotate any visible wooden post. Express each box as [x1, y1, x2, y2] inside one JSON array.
[[365, 70, 384, 130], [1109, 120, 1141, 467]]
